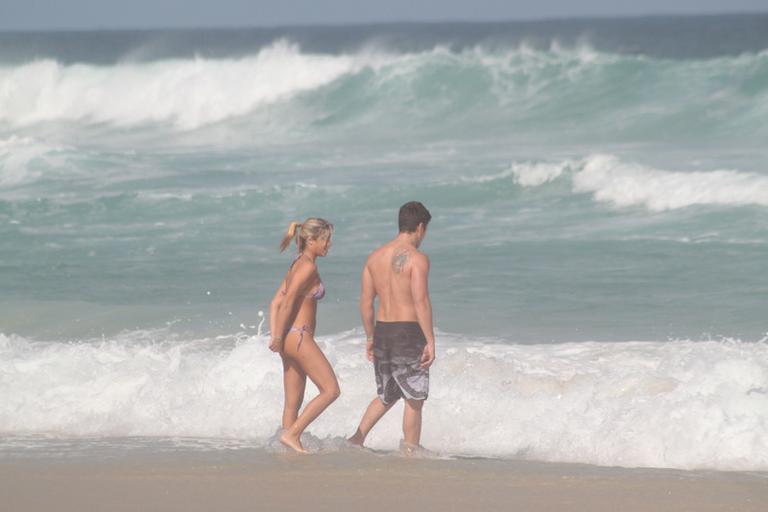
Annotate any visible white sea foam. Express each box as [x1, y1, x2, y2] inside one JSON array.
[[0, 135, 67, 187], [1, 329, 766, 470], [2, 40, 762, 134], [574, 155, 768, 211], [509, 160, 573, 186], [510, 154, 768, 211], [458, 159, 572, 186], [0, 40, 390, 129]]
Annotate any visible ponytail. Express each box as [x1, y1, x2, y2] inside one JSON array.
[[279, 217, 333, 253], [279, 221, 302, 252]]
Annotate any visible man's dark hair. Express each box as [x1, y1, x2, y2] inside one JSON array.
[[398, 201, 431, 233]]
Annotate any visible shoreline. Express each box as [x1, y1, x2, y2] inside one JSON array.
[[2, 449, 765, 512]]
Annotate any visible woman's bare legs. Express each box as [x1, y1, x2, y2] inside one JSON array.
[[281, 355, 306, 429], [348, 397, 397, 446], [280, 335, 340, 453]]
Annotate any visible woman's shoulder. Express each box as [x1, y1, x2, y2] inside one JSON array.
[[291, 257, 318, 276]]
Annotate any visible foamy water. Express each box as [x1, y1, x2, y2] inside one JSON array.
[[508, 154, 768, 211], [0, 41, 388, 129], [1, 329, 766, 470], [1, 39, 766, 141], [2, 18, 768, 470]]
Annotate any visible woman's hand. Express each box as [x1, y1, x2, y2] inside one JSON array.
[[270, 260, 316, 354], [269, 337, 283, 352]]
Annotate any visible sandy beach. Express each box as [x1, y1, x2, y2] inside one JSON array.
[[1, 449, 765, 512], [2, 12, 768, 512]]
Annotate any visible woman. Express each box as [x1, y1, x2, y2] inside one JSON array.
[[269, 218, 340, 453]]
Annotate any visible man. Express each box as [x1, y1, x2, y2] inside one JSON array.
[[348, 201, 436, 453]]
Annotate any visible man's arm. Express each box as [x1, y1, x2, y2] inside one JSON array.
[[410, 253, 435, 369], [359, 263, 376, 361]]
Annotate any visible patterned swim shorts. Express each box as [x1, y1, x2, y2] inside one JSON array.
[[373, 321, 429, 405]]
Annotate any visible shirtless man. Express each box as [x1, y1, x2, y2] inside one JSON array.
[[348, 201, 435, 452]]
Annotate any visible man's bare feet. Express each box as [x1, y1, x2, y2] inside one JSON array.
[[347, 429, 365, 447], [399, 439, 426, 457], [280, 431, 308, 454]]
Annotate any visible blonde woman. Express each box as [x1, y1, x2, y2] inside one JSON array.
[[269, 218, 340, 453]]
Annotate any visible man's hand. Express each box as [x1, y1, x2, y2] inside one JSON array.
[[269, 337, 283, 352], [366, 338, 374, 362], [419, 343, 435, 369]]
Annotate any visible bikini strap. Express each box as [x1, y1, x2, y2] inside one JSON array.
[[282, 253, 304, 295], [289, 325, 308, 350]]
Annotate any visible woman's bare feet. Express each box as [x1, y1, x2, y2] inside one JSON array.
[[280, 430, 308, 454]]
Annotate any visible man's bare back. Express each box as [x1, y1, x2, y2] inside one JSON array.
[[350, 201, 434, 452], [365, 241, 427, 322]]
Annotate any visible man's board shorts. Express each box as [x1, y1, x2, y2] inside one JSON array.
[[373, 321, 429, 405]]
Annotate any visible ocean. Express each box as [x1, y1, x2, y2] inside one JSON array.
[[0, 15, 767, 471]]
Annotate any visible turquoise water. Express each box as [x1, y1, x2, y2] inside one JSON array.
[[1, 16, 767, 468], [2, 18, 767, 341]]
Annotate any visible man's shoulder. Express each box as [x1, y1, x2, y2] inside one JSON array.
[[365, 242, 428, 270], [367, 242, 392, 261], [395, 246, 428, 273], [410, 249, 429, 267]]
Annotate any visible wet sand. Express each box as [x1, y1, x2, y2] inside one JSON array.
[[1, 450, 765, 512]]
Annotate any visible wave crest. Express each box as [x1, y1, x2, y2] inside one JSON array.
[[0, 40, 367, 129], [1, 329, 767, 470], [1, 41, 766, 135], [510, 154, 768, 211]]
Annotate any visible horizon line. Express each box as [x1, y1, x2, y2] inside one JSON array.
[[1, 9, 767, 35]]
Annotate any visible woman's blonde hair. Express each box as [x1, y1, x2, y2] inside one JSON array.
[[279, 217, 334, 253]]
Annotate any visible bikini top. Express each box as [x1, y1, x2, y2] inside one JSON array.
[[281, 253, 325, 301], [310, 281, 325, 300]]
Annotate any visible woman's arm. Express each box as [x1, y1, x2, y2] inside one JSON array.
[[269, 282, 286, 339], [269, 262, 315, 352]]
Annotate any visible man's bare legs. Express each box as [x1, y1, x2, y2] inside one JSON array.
[[348, 397, 425, 451], [279, 335, 340, 453], [348, 397, 396, 446], [402, 398, 424, 449]]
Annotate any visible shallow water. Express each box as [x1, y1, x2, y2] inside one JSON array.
[[1, 16, 767, 470]]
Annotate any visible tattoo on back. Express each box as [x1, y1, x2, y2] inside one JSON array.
[[392, 249, 409, 274]]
